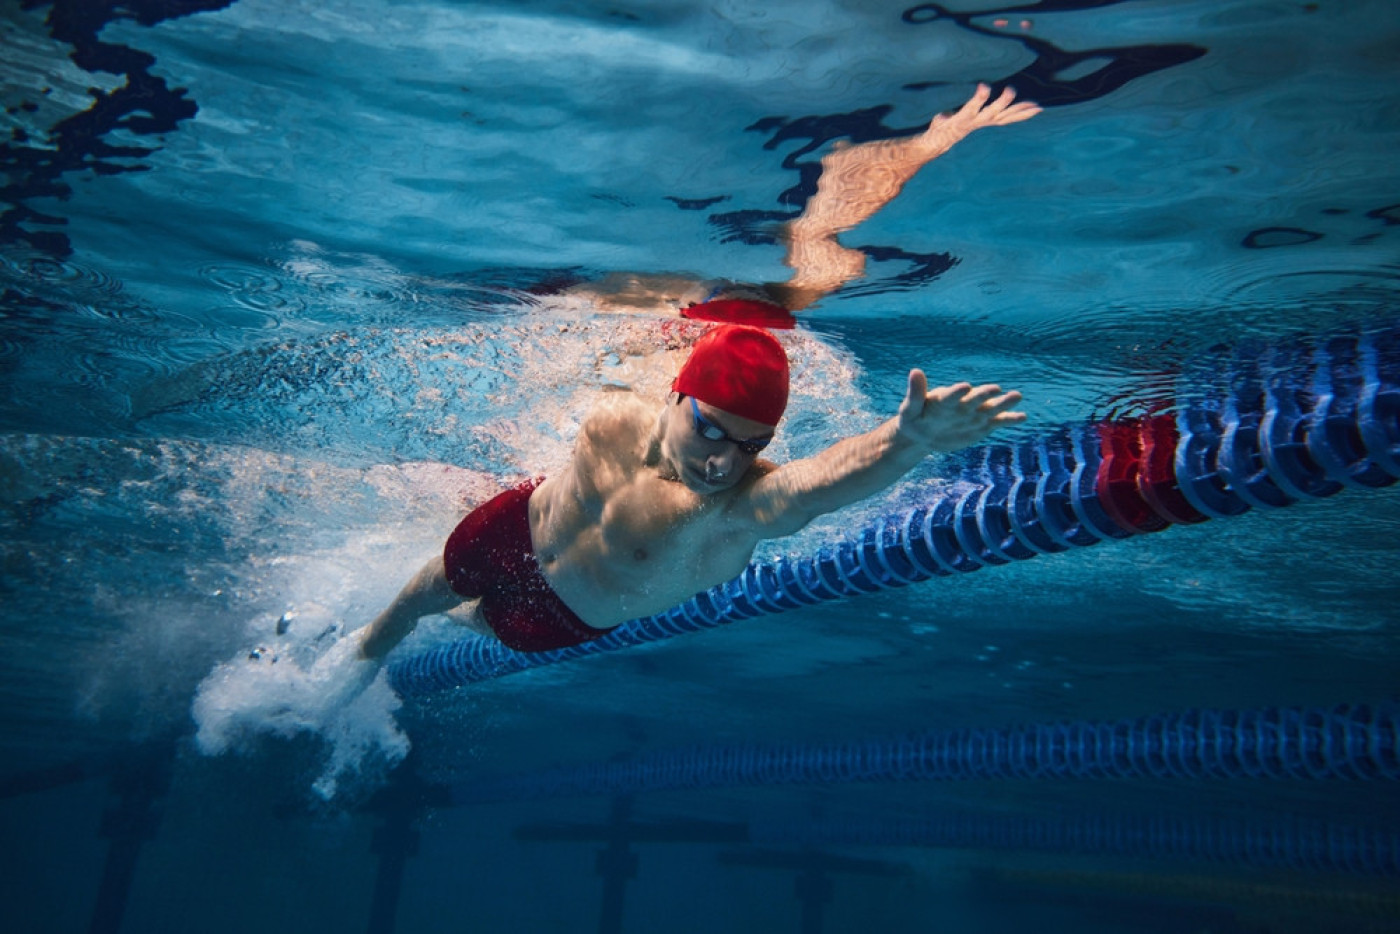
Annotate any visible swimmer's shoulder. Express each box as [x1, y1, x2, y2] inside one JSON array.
[[578, 390, 655, 449], [716, 459, 781, 515], [553, 394, 654, 498]]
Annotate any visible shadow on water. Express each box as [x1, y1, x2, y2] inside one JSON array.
[[3, 0, 238, 256]]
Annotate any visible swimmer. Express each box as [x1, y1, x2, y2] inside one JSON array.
[[354, 85, 1039, 662]]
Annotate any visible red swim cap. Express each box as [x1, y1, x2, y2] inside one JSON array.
[[674, 324, 789, 427]]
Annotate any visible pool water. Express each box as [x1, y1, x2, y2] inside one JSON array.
[[2, 1, 1398, 932]]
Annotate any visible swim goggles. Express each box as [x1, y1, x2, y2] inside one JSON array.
[[689, 396, 772, 456]]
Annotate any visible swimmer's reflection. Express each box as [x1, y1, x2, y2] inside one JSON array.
[[348, 85, 1037, 667]]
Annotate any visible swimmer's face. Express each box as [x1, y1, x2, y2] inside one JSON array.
[[660, 393, 774, 494]]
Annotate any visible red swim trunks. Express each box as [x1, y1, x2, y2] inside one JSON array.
[[442, 479, 609, 653]]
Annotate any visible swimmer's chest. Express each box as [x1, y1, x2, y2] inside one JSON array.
[[596, 477, 751, 580]]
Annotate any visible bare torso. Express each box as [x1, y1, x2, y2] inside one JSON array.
[[527, 393, 769, 629]]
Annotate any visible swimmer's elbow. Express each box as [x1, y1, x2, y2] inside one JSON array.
[[744, 470, 829, 539], [750, 497, 822, 541]]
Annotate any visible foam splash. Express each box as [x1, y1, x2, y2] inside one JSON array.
[[192, 612, 409, 800]]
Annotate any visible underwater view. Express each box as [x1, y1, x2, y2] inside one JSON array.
[[2, 0, 1399, 931]]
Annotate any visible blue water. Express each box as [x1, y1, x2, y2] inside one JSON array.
[[3, 1, 1399, 931]]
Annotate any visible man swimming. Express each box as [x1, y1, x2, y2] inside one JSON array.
[[355, 84, 1038, 660]]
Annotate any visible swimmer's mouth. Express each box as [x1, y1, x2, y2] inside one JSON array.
[[687, 464, 727, 491]]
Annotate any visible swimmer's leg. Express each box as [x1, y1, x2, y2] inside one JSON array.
[[274, 556, 463, 719], [442, 598, 494, 639], [357, 555, 465, 660]]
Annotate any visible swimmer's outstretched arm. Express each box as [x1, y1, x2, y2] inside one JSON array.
[[770, 84, 1041, 309], [744, 372, 1025, 537], [357, 555, 463, 660]]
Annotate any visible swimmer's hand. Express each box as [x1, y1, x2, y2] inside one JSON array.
[[917, 83, 1042, 148], [895, 370, 1026, 452]]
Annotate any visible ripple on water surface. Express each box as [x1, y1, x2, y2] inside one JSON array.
[[3, 249, 125, 296], [199, 261, 307, 317]]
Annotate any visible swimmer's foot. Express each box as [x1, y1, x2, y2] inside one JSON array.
[[297, 628, 383, 715]]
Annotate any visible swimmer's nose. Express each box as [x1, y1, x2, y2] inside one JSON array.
[[705, 448, 743, 482]]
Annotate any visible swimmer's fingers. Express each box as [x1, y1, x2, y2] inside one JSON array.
[[971, 86, 1042, 127], [925, 83, 993, 134], [926, 84, 1041, 139], [899, 368, 936, 417], [943, 384, 1028, 435], [899, 377, 1027, 449], [980, 85, 1019, 116], [983, 389, 1025, 414], [960, 82, 996, 117], [954, 383, 1025, 420], [980, 389, 1028, 425], [986, 99, 1042, 126]]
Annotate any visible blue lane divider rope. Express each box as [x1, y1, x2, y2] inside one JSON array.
[[388, 327, 1399, 696], [454, 704, 1399, 803]]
